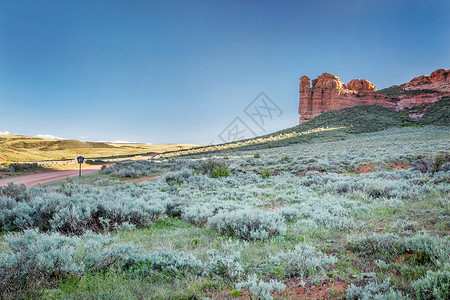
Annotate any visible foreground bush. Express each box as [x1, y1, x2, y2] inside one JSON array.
[[0, 230, 135, 299], [348, 232, 449, 266], [236, 273, 285, 300], [0, 183, 27, 201], [0, 184, 166, 234], [208, 209, 286, 240], [413, 263, 450, 300], [124, 251, 203, 277], [346, 278, 405, 300], [269, 244, 337, 278]]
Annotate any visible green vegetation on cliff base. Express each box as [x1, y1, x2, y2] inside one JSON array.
[[401, 96, 450, 126], [376, 85, 441, 96]]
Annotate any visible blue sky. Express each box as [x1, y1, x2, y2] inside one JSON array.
[[0, 0, 449, 144]]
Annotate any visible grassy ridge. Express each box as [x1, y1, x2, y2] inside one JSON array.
[[159, 97, 449, 157], [0, 135, 197, 162]]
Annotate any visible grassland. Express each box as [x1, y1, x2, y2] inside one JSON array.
[[0, 122, 448, 299], [0, 99, 448, 299], [0, 134, 197, 162]]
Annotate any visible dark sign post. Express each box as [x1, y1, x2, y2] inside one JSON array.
[[77, 156, 85, 177]]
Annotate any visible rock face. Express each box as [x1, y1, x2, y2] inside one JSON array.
[[299, 75, 310, 90], [347, 79, 376, 92], [430, 68, 450, 82], [298, 69, 450, 123], [404, 68, 450, 91], [311, 73, 345, 89]]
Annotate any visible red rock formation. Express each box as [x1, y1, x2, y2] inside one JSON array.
[[311, 73, 345, 89], [404, 75, 431, 88], [404, 68, 450, 91], [347, 79, 376, 92], [298, 69, 450, 123], [430, 69, 449, 82], [300, 75, 310, 90]]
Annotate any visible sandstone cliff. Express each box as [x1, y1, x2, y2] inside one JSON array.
[[298, 69, 450, 123]]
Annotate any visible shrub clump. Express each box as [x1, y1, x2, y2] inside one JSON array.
[[0, 183, 27, 201], [124, 251, 203, 277], [236, 273, 285, 300], [348, 232, 449, 266], [410, 152, 450, 175], [346, 278, 405, 300], [205, 239, 245, 280], [208, 209, 286, 240], [0, 184, 166, 234], [193, 159, 231, 178], [269, 244, 337, 278], [260, 169, 271, 179], [211, 167, 230, 178], [413, 262, 450, 300], [0, 229, 135, 299], [164, 168, 193, 186]]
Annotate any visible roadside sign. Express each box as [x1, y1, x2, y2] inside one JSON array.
[[77, 156, 85, 176]]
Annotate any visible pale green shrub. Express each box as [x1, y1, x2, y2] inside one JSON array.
[[164, 168, 193, 185], [208, 209, 286, 240], [269, 243, 337, 277], [346, 278, 406, 299], [236, 273, 285, 300], [0, 182, 27, 201], [205, 239, 245, 280], [348, 233, 449, 266], [276, 206, 301, 221], [181, 201, 245, 226], [124, 251, 202, 277], [0, 186, 167, 234], [413, 263, 450, 300]]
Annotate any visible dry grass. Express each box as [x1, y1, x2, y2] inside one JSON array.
[[0, 135, 197, 162]]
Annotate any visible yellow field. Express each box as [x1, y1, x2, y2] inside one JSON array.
[[0, 135, 197, 162]]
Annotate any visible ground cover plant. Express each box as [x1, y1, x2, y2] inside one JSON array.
[[0, 123, 449, 299]]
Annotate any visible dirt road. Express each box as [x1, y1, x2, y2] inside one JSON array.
[[0, 165, 104, 187], [0, 152, 161, 188]]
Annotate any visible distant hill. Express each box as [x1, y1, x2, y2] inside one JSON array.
[[159, 96, 450, 157], [0, 135, 197, 162]]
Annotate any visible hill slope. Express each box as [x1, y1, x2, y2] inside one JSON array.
[[159, 97, 449, 157], [0, 135, 197, 162]]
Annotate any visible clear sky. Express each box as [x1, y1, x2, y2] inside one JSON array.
[[1, 0, 449, 144]]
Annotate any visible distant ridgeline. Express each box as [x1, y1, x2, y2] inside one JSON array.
[[298, 68, 450, 123]]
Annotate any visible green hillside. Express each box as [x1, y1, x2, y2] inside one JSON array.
[[159, 97, 450, 157], [401, 96, 450, 126]]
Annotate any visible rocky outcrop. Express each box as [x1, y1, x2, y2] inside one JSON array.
[[404, 68, 450, 91], [430, 68, 450, 82], [299, 75, 310, 90], [311, 73, 345, 89], [298, 69, 450, 123], [347, 79, 376, 92]]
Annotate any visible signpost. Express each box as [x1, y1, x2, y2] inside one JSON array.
[[77, 156, 85, 177]]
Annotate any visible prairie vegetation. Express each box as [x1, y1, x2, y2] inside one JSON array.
[[0, 134, 196, 162], [0, 123, 449, 299]]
